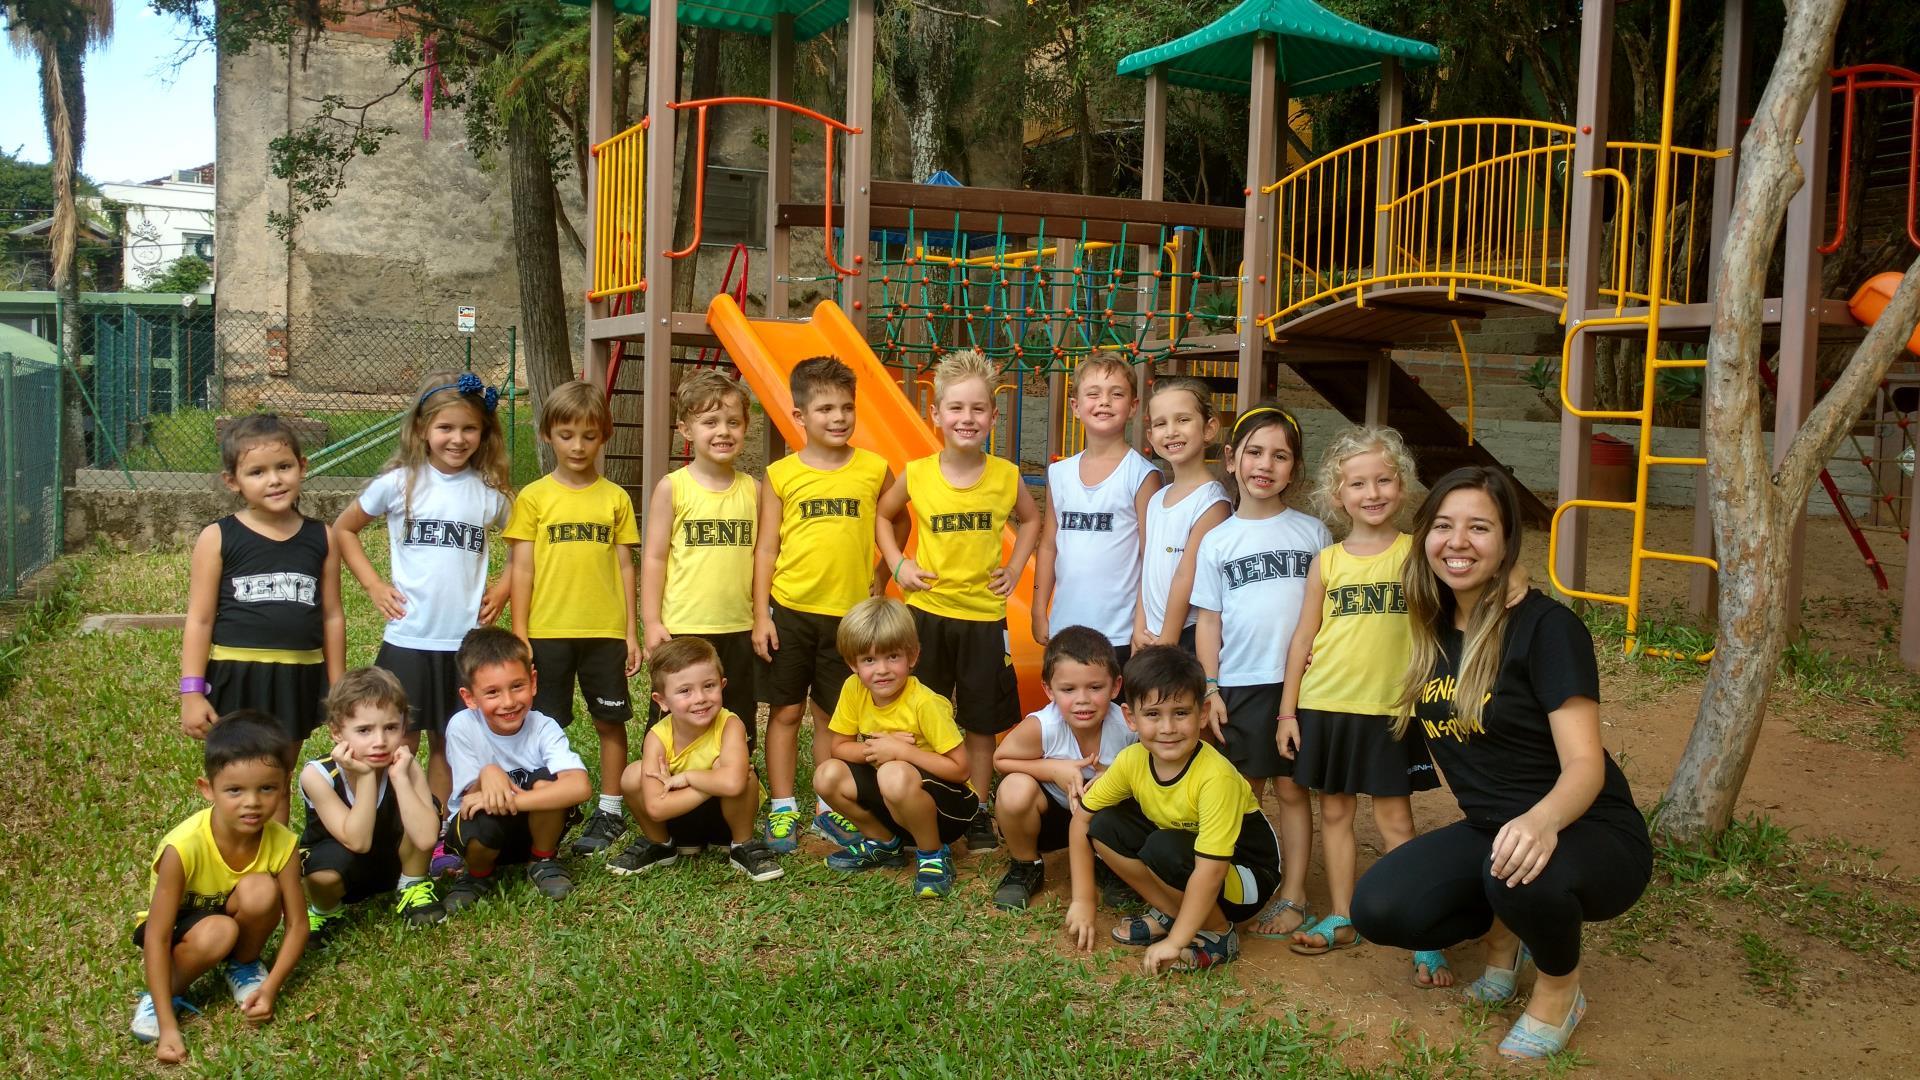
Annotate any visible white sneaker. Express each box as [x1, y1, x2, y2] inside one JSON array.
[[130, 994, 159, 1043], [225, 960, 268, 1006]]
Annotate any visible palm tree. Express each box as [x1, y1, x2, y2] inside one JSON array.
[[5, 0, 114, 363]]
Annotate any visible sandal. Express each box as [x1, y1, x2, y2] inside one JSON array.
[[1412, 949, 1452, 988], [1169, 928, 1241, 972], [1498, 990, 1587, 1059], [1111, 907, 1174, 946], [1248, 895, 1312, 940], [1289, 913, 1360, 955], [1463, 942, 1532, 1005]]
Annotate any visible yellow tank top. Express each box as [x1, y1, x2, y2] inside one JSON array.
[[136, 808, 297, 926], [1298, 533, 1413, 715], [662, 468, 758, 633], [651, 708, 737, 774], [904, 454, 1019, 621], [768, 449, 888, 616]]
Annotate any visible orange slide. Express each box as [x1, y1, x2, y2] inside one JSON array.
[[707, 294, 1050, 715], [1850, 272, 1920, 356]]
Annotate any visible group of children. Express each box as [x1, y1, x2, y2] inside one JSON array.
[[136, 348, 1467, 1061]]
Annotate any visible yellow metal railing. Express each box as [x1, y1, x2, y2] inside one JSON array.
[[588, 118, 647, 302], [1256, 118, 1725, 333], [1546, 0, 1715, 661]]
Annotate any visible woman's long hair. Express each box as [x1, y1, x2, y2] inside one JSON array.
[[1393, 466, 1525, 737]]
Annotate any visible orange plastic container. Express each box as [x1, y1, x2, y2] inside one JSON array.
[[1849, 272, 1920, 357]]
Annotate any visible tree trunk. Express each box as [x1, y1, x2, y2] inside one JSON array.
[[1660, 0, 1920, 839], [902, 5, 958, 180], [506, 94, 574, 472]]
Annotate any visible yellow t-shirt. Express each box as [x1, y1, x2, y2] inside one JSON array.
[[650, 708, 739, 774], [768, 449, 888, 616], [1081, 742, 1259, 860], [903, 454, 1019, 621], [503, 474, 640, 638], [662, 469, 758, 634], [136, 808, 297, 926], [828, 675, 965, 756], [1297, 533, 1414, 715]]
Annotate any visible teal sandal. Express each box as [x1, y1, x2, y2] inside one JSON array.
[[1288, 913, 1360, 955], [1463, 942, 1532, 1005], [1412, 949, 1452, 988], [1248, 895, 1312, 940]]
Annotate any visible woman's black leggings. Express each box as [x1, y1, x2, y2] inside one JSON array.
[[1351, 818, 1652, 976]]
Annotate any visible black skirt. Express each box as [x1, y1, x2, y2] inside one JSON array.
[[1293, 707, 1439, 796], [208, 657, 327, 749]]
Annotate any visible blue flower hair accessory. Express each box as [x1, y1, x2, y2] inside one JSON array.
[[419, 371, 499, 413]]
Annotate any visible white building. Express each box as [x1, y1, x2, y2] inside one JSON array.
[[101, 165, 216, 292]]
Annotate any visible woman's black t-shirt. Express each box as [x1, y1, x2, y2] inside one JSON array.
[[1412, 590, 1644, 835]]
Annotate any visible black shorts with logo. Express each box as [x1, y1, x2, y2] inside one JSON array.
[[530, 637, 633, 726], [846, 761, 980, 846], [759, 601, 852, 713], [908, 607, 1019, 736]]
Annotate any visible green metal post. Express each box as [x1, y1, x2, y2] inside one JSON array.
[[5, 354, 17, 591], [465, 336, 473, 372]]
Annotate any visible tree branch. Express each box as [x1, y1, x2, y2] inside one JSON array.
[[1775, 250, 1920, 506], [904, 0, 1001, 28]]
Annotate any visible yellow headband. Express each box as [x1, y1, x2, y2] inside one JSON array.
[[1232, 405, 1299, 441]]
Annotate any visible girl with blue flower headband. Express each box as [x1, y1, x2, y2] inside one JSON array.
[[332, 370, 515, 867]]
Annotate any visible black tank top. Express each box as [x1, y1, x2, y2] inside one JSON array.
[[298, 758, 403, 852], [212, 515, 329, 651]]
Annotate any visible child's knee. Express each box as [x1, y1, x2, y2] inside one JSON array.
[[812, 758, 849, 793], [303, 868, 343, 892], [1274, 777, 1307, 805], [592, 717, 630, 741], [769, 704, 803, 729], [179, 914, 240, 959], [875, 760, 921, 801], [1320, 793, 1356, 824], [230, 873, 282, 918], [995, 773, 1041, 812], [619, 759, 650, 793]]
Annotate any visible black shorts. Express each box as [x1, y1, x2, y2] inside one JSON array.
[[1219, 682, 1291, 779], [130, 904, 225, 949], [846, 761, 980, 846], [376, 642, 465, 736], [649, 630, 761, 752], [759, 601, 851, 713], [1293, 708, 1441, 796], [446, 768, 567, 865], [1035, 792, 1074, 853], [301, 837, 401, 904], [909, 608, 1019, 736], [663, 797, 737, 848], [530, 637, 633, 726], [1086, 800, 1281, 922]]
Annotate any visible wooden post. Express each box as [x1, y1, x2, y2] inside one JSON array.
[[1554, 0, 1615, 594], [840, 0, 876, 336], [1046, 239, 1077, 461], [765, 12, 795, 319], [581, 0, 615, 389], [1372, 57, 1404, 275], [1238, 35, 1281, 410], [1692, 0, 1750, 616], [1775, 69, 1829, 634], [1365, 353, 1391, 425], [640, 0, 679, 496], [1905, 466, 1920, 671], [1137, 68, 1168, 441]]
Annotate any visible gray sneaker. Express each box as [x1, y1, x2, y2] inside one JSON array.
[[728, 840, 786, 882], [992, 859, 1046, 910], [965, 810, 1000, 852], [607, 836, 678, 876], [527, 857, 574, 900], [442, 870, 496, 914], [571, 809, 627, 854]]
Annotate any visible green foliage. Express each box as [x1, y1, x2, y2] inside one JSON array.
[[134, 254, 212, 294]]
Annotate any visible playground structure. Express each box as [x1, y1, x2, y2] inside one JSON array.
[[571, 0, 1920, 669]]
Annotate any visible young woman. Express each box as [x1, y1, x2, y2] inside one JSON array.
[[1349, 466, 1651, 1060]]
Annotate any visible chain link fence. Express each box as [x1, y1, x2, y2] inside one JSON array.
[[1, 352, 61, 599], [75, 305, 533, 493]]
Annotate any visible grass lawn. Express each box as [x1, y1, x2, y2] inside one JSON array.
[[0, 547, 1492, 1077], [116, 406, 546, 484]]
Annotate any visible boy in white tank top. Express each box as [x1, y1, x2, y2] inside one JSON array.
[[989, 626, 1137, 910], [1031, 358, 1163, 664]]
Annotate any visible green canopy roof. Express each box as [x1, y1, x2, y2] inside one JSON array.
[[1116, 0, 1440, 97], [559, 0, 847, 40], [0, 323, 57, 367]]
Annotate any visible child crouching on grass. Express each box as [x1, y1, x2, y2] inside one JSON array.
[[813, 596, 979, 898], [1066, 647, 1281, 973], [131, 711, 308, 1063], [606, 636, 784, 881], [300, 667, 447, 937], [440, 627, 593, 914]]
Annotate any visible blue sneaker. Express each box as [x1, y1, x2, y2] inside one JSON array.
[[915, 845, 955, 898], [224, 960, 269, 1007], [824, 837, 906, 872], [813, 810, 861, 848], [764, 807, 803, 854]]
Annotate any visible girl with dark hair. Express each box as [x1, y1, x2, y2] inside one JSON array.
[[1349, 466, 1651, 1060]]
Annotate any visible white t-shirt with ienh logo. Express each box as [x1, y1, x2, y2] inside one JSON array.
[[1046, 450, 1160, 645], [1190, 508, 1332, 686], [359, 465, 512, 651]]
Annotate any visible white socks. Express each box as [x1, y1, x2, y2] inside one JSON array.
[[598, 794, 625, 816], [770, 797, 798, 814]]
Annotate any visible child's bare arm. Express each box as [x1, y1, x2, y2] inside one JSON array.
[[320, 529, 346, 684], [301, 758, 378, 854], [334, 502, 407, 620], [387, 747, 442, 853], [1144, 857, 1229, 974], [639, 476, 674, 655], [751, 480, 783, 659], [507, 540, 533, 642], [686, 716, 753, 798], [1030, 493, 1057, 642], [512, 768, 593, 811], [876, 471, 928, 588], [1063, 807, 1099, 951], [244, 858, 309, 1020], [180, 524, 223, 739], [990, 714, 1046, 776], [828, 730, 870, 765], [1195, 608, 1228, 741], [1159, 502, 1231, 645], [995, 482, 1043, 596], [1275, 557, 1324, 756], [617, 543, 641, 676], [874, 469, 908, 594], [143, 848, 189, 1057], [901, 741, 971, 784]]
